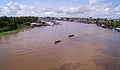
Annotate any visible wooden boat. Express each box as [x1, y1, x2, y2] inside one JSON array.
[[68, 34, 75, 37], [55, 40, 61, 44]]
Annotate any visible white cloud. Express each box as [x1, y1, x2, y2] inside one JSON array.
[[89, 0, 97, 4], [34, 1, 40, 5], [0, 1, 119, 18]]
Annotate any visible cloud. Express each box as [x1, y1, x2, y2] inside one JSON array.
[[89, 0, 97, 4], [0, 1, 119, 18], [34, 1, 40, 5]]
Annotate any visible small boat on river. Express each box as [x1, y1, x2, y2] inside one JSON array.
[[68, 34, 75, 37], [55, 40, 61, 44], [115, 28, 120, 32]]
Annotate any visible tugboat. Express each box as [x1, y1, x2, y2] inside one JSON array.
[[68, 34, 75, 37], [55, 40, 61, 44]]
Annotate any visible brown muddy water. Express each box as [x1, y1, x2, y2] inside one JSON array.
[[0, 21, 120, 70]]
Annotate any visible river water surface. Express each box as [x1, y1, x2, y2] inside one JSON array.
[[0, 21, 120, 70]]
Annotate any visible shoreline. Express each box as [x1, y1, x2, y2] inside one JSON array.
[[0, 26, 30, 36]]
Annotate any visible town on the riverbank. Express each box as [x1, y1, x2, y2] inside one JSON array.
[[38, 17, 120, 30], [0, 16, 120, 35], [38, 17, 120, 28]]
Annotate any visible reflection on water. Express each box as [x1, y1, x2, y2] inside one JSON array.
[[0, 21, 120, 70]]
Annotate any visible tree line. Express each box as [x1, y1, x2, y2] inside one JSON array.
[[0, 16, 38, 33]]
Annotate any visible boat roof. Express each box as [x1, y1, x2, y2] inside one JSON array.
[[115, 28, 120, 29]]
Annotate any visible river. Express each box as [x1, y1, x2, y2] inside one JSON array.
[[0, 21, 120, 70]]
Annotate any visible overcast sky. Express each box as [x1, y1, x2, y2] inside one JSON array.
[[0, 0, 120, 18]]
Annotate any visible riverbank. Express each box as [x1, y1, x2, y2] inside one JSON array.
[[94, 22, 120, 29], [0, 26, 30, 35], [39, 17, 120, 29], [0, 16, 38, 35]]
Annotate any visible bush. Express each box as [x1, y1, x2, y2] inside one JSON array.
[[36, 21, 42, 23], [0, 29, 3, 33]]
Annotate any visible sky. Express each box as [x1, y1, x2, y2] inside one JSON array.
[[0, 0, 120, 18]]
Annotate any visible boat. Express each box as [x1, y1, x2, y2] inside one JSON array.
[[68, 34, 75, 37], [55, 40, 61, 44], [30, 22, 50, 27], [30, 23, 37, 27], [101, 24, 107, 28], [102, 25, 107, 28], [115, 28, 120, 32]]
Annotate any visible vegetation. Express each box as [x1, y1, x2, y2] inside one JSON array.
[[95, 21, 120, 29], [36, 21, 42, 23], [0, 16, 38, 35], [39, 17, 120, 28], [0, 16, 120, 35], [37, 21, 48, 24], [36, 21, 50, 26]]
